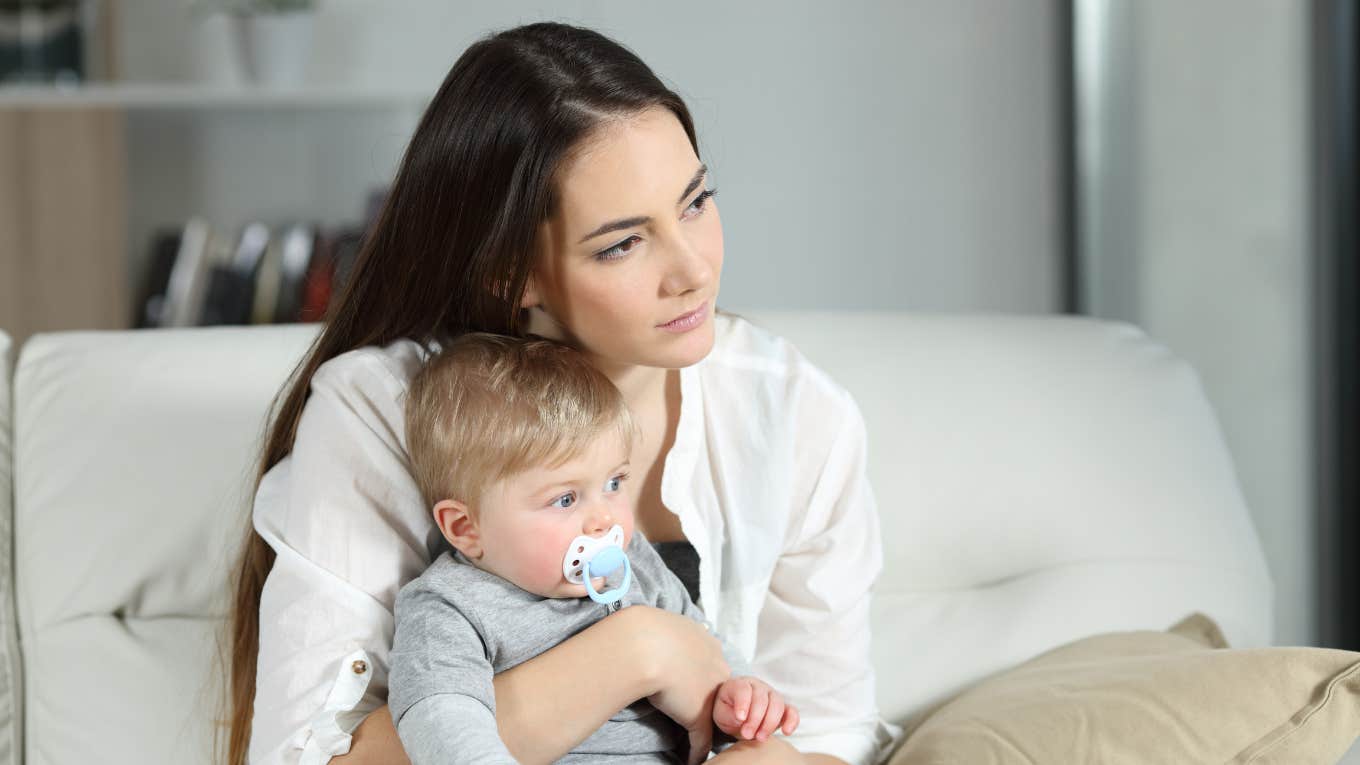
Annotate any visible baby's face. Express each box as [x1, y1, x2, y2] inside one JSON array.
[[471, 435, 635, 599]]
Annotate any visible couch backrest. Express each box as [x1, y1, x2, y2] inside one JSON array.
[[0, 331, 18, 765], [742, 311, 1272, 724], [11, 326, 318, 765], [7, 314, 1273, 763]]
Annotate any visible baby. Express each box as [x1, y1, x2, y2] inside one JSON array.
[[388, 332, 799, 765]]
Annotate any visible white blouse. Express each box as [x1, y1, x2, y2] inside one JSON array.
[[249, 312, 902, 765]]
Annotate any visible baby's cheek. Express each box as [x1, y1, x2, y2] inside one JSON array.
[[527, 531, 571, 588]]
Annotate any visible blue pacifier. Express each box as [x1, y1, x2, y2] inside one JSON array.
[[562, 524, 632, 605]]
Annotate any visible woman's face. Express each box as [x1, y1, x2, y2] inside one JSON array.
[[529, 105, 724, 370]]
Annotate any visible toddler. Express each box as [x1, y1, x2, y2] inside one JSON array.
[[388, 333, 799, 764]]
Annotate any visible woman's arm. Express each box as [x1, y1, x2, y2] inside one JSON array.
[[490, 606, 655, 764], [334, 618, 645, 765], [330, 706, 409, 764], [337, 605, 730, 765], [496, 605, 731, 765], [751, 384, 899, 765]]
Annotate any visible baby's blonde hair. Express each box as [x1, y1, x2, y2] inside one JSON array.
[[404, 333, 636, 516]]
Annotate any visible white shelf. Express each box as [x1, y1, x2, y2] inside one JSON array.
[[0, 83, 432, 109]]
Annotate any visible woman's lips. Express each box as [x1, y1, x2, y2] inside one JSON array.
[[657, 301, 709, 333]]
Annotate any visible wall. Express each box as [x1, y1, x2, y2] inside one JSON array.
[[115, 0, 1062, 312], [1078, 0, 1312, 645]]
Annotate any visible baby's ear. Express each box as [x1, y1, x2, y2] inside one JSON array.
[[433, 499, 482, 558]]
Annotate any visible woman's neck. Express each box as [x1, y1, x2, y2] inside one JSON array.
[[520, 305, 670, 408], [595, 359, 668, 410]]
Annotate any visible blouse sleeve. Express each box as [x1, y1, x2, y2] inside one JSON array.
[[248, 348, 435, 765], [751, 383, 901, 765]]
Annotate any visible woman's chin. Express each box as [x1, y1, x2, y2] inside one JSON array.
[[654, 323, 716, 368], [595, 322, 715, 371]]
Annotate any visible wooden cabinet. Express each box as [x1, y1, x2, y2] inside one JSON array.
[[0, 107, 126, 347]]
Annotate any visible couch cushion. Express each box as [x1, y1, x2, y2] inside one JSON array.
[[12, 325, 319, 765], [0, 331, 18, 765], [886, 613, 1360, 764], [742, 311, 1274, 727]]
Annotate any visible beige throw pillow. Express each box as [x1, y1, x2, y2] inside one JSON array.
[[889, 614, 1360, 764]]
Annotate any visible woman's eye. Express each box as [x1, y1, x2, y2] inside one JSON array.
[[595, 235, 640, 262], [550, 492, 577, 509], [682, 187, 718, 220], [592, 187, 718, 263]]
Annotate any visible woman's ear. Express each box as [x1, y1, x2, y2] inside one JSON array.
[[433, 499, 483, 558], [519, 274, 540, 309]]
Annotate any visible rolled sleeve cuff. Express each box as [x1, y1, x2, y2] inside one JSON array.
[[781, 717, 904, 765], [299, 649, 380, 765]]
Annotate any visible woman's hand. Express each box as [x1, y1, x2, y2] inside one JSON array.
[[629, 606, 733, 765], [713, 676, 799, 742]]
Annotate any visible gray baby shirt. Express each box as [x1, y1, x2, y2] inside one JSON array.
[[387, 530, 747, 764]]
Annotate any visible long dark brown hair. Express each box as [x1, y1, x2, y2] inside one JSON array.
[[216, 21, 701, 764]]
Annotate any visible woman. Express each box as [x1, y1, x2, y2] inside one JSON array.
[[221, 20, 899, 765]]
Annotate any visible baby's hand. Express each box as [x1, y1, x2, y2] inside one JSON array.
[[712, 676, 799, 741]]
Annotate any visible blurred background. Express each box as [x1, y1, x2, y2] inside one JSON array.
[[0, 0, 1352, 651]]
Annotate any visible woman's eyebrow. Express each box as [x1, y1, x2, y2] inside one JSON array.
[[576, 163, 708, 244]]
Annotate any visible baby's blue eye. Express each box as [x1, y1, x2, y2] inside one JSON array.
[[551, 492, 576, 509], [604, 477, 621, 493]]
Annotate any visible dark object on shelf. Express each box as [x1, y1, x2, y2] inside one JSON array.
[[133, 229, 181, 329], [0, 0, 84, 85], [159, 217, 215, 328], [329, 229, 363, 306], [136, 215, 375, 328], [298, 230, 335, 323], [272, 223, 315, 323], [199, 265, 255, 326], [200, 222, 269, 326]]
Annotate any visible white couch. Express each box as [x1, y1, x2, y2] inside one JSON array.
[[0, 311, 1273, 764]]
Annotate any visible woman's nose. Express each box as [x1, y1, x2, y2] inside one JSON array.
[[660, 237, 714, 297]]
